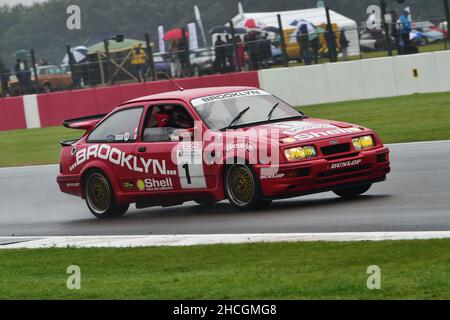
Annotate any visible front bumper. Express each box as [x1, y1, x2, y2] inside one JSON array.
[[257, 146, 390, 198]]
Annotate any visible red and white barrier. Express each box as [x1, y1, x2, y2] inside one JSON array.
[[1, 50, 450, 132], [0, 71, 259, 131]]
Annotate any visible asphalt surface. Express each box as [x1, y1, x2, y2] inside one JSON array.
[[0, 141, 449, 237]]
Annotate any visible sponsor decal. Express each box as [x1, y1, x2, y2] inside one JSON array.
[[261, 173, 285, 180], [330, 139, 339, 145], [282, 122, 338, 135], [225, 142, 256, 153], [66, 182, 80, 187], [69, 144, 176, 176], [137, 178, 174, 191], [330, 159, 363, 170], [295, 127, 362, 141], [123, 181, 135, 190], [191, 90, 270, 107]]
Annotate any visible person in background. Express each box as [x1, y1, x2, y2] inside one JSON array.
[[23, 61, 33, 94], [310, 34, 321, 64], [259, 33, 272, 69], [214, 35, 226, 73], [399, 9, 412, 51], [67, 50, 82, 89], [14, 59, 25, 94], [340, 28, 350, 61], [0, 60, 10, 97], [131, 43, 147, 82], [245, 31, 259, 70], [225, 34, 234, 71], [234, 35, 246, 70], [177, 39, 189, 77], [297, 24, 312, 65], [169, 40, 180, 77], [390, 10, 400, 52]]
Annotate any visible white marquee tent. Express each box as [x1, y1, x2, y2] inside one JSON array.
[[230, 8, 360, 56]]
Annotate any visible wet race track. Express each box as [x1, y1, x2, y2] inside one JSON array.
[[0, 141, 449, 237]]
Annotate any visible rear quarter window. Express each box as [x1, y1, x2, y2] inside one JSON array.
[[87, 107, 143, 143]]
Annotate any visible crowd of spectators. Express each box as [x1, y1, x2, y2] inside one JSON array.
[[212, 32, 274, 73]]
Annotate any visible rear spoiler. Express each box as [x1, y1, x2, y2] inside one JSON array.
[[60, 138, 80, 147], [63, 113, 107, 130]]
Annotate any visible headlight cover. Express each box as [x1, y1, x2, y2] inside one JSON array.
[[284, 146, 317, 161], [352, 135, 374, 151]]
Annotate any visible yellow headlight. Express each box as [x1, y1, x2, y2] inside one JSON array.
[[352, 135, 374, 151], [284, 146, 317, 161]]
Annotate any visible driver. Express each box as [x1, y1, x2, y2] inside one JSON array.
[[171, 108, 193, 129], [155, 110, 170, 127]]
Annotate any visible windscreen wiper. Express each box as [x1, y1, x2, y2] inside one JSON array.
[[225, 106, 251, 129], [266, 102, 280, 122]]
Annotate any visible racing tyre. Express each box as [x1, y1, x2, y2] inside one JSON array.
[[84, 171, 129, 219], [333, 183, 372, 199], [225, 164, 265, 210]]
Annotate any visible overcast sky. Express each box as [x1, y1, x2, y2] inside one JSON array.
[[0, 0, 48, 6]]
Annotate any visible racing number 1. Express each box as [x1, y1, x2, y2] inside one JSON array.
[[182, 163, 192, 185], [176, 143, 207, 189]]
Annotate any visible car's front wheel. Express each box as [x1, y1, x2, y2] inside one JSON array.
[[333, 183, 372, 199], [225, 164, 268, 210], [84, 171, 129, 219]]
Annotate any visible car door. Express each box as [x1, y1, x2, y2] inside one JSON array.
[[85, 105, 144, 193], [133, 101, 208, 194]]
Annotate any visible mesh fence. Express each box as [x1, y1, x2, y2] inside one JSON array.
[[1, 14, 449, 98]]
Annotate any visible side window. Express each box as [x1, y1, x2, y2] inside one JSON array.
[[142, 104, 194, 142], [88, 107, 143, 143]]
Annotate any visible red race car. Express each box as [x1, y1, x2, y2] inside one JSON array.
[[57, 86, 390, 218]]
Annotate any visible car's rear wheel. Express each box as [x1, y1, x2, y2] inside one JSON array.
[[225, 164, 267, 210], [85, 171, 128, 219], [333, 183, 372, 199]]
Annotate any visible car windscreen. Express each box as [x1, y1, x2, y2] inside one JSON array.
[[191, 90, 302, 130]]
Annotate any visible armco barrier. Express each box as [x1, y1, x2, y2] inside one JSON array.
[[0, 71, 259, 131], [2, 50, 450, 132], [258, 51, 450, 106]]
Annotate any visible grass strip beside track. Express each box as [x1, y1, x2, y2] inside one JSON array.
[[1, 91, 450, 167], [0, 239, 449, 299], [300, 92, 450, 144]]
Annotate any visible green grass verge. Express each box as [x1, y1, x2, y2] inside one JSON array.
[[300, 92, 450, 144], [1, 91, 450, 168], [0, 239, 449, 299], [0, 126, 80, 167]]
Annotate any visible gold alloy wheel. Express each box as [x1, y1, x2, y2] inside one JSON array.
[[86, 174, 111, 214], [227, 166, 255, 206]]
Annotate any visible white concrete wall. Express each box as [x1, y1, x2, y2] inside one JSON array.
[[258, 51, 450, 106]]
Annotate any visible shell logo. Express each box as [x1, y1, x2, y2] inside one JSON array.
[[137, 179, 146, 191]]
